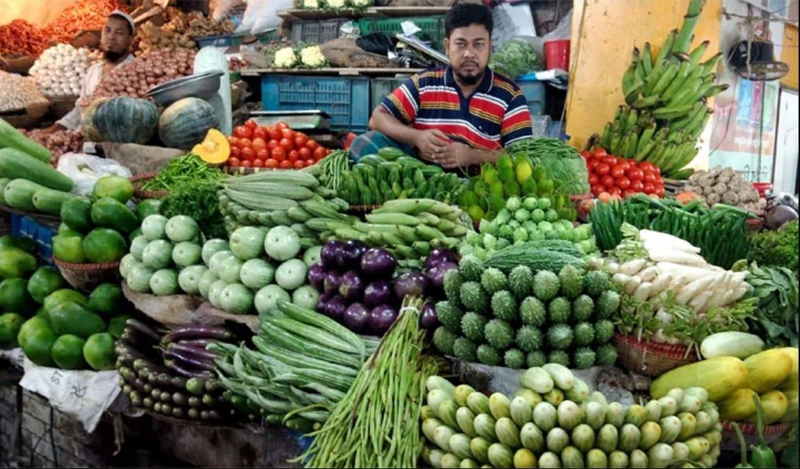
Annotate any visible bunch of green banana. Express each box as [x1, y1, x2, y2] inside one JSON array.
[[598, 0, 729, 180]]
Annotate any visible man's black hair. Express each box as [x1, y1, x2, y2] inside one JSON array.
[[445, 4, 493, 38]]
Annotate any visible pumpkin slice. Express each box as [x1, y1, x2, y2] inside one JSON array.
[[192, 129, 230, 165]]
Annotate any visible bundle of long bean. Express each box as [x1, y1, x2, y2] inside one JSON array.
[[305, 150, 350, 192], [297, 295, 438, 468]]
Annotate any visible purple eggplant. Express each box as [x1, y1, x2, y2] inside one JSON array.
[[394, 272, 429, 299], [321, 241, 343, 268], [307, 263, 327, 289], [363, 280, 393, 307], [316, 292, 333, 315], [324, 270, 343, 295], [163, 325, 232, 343], [426, 261, 457, 292], [419, 302, 439, 329], [326, 295, 347, 322], [339, 270, 365, 301], [424, 248, 458, 271], [337, 240, 367, 269], [360, 248, 397, 278], [369, 304, 398, 335], [343, 303, 370, 332]]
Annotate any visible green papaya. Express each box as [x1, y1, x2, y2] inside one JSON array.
[[19, 318, 57, 366], [48, 301, 106, 339], [43, 289, 89, 314], [51, 334, 87, 370], [136, 199, 161, 221], [52, 234, 86, 264], [83, 332, 116, 370], [0, 235, 36, 253], [27, 266, 65, 304], [88, 283, 123, 317], [0, 312, 25, 348], [90, 197, 138, 234], [0, 247, 37, 279], [0, 278, 35, 313], [60, 197, 93, 234]]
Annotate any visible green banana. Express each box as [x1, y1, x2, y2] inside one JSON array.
[[655, 30, 678, 64], [670, 103, 706, 130], [703, 84, 729, 98], [626, 127, 640, 159], [644, 59, 669, 96], [668, 129, 686, 144], [679, 80, 714, 107], [633, 95, 661, 109], [689, 110, 713, 140], [650, 62, 681, 97], [622, 61, 638, 96], [601, 122, 613, 149], [618, 133, 632, 159], [660, 60, 692, 103], [610, 106, 626, 135], [624, 108, 639, 134], [653, 103, 696, 120], [689, 40, 710, 67], [635, 138, 657, 162], [609, 131, 623, 156], [637, 111, 654, 129], [668, 77, 702, 107], [699, 52, 722, 75], [625, 80, 646, 105], [642, 43, 654, 75], [636, 123, 657, 154]]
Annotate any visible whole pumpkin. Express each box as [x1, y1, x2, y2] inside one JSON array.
[[92, 97, 159, 144], [81, 98, 109, 142], [158, 98, 219, 150]]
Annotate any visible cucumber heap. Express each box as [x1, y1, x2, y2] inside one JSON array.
[[598, 0, 726, 179], [421, 365, 723, 468], [432, 255, 619, 369], [459, 195, 597, 261]]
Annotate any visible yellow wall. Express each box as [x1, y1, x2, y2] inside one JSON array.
[[780, 24, 798, 90], [565, 0, 722, 151]]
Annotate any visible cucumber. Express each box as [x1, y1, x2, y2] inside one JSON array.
[[0, 148, 73, 192], [4, 179, 46, 211], [0, 118, 51, 163], [32, 189, 76, 215]]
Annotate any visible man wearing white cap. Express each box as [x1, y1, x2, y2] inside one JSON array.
[[44, 11, 136, 133]]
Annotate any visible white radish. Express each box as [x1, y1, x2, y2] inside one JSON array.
[[655, 308, 674, 324], [638, 230, 701, 253], [612, 273, 632, 285], [657, 262, 716, 281], [674, 274, 718, 304], [653, 329, 667, 342], [650, 273, 673, 295], [625, 276, 642, 295], [730, 285, 749, 302], [638, 266, 659, 282], [667, 273, 690, 293], [688, 290, 714, 312], [633, 282, 653, 302], [700, 290, 728, 313], [648, 248, 707, 266], [605, 261, 621, 274], [668, 336, 682, 345], [620, 259, 647, 276]]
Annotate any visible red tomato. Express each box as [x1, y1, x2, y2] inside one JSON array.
[[256, 149, 268, 160], [267, 139, 279, 151], [616, 176, 631, 190], [271, 146, 286, 161], [228, 157, 241, 166], [304, 159, 315, 167], [230, 147, 241, 158], [595, 163, 611, 176], [306, 140, 319, 151], [279, 160, 292, 169], [655, 186, 665, 197], [643, 171, 657, 184], [610, 165, 626, 178], [234, 126, 252, 139], [268, 128, 281, 141], [602, 156, 618, 166], [279, 138, 294, 151], [609, 187, 623, 197], [240, 160, 252, 167], [588, 174, 600, 185], [654, 165, 662, 176], [294, 133, 309, 147], [281, 129, 294, 140], [275, 122, 290, 131], [313, 146, 327, 160], [591, 185, 606, 197], [252, 138, 267, 152], [253, 127, 267, 140], [239, 138, 253, 148], [265, 158, 279, 169], [240, 147, 255, 161], [601, 175, 616, 188], [288, 150, 299, 162], [244, 119, 258, 129], [228, 136, 239, 147], [627, 167, 644, 181], [299, 147, 312, 160], [639, 162, 655, 172], [293, 160, 305, 169], [593, 148, 608, 158], [588, 159, 600, 171], [580, 151, 592, 159], [623, 189, 636, 198], [643, 182, 655, 194], [598, 192, 612, 203], [253, 159, 264, 168], [630, 180, 645, 192], [619, 160, 631, 171]]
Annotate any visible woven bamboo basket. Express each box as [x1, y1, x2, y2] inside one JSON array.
[[614, 333, 699, 377], [719, 419, 791, 452], [130, 172, 169, 201], [53, 257, 121, 291]]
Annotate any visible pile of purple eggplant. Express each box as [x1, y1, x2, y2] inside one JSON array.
[[307, 240, 458, 335]]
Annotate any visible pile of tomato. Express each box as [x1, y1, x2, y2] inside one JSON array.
[[580, 148, 665, 199], [227, 120, 334, 169]]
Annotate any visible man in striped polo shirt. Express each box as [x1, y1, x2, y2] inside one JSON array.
[[351, 3, 533, 169]]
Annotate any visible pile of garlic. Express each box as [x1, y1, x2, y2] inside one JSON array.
[[0, 71, 49, 113], [29, 44, 100, 98]]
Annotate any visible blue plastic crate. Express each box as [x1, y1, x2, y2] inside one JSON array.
[[261, 75, 371, 133], [517, 73, 546, 116], [10, 214, 55, 265]]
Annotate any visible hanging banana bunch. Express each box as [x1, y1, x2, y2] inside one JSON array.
[[598, 0, 728, 180]]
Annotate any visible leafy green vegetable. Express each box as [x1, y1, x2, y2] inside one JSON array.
[[160, 182, 226, 240], [506, 139, 590, 196], [141, 154, 224, 192], [747, 220, 798, 274], [489, 38, 542, 80], [746, 262, 799, 347]]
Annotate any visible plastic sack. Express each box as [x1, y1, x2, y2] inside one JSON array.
[[489, 37, 542, 80], [251, 0, 293, 34], [236, 0, 270, 34], [531, 10, 572, 58], [57, 152, 132, 196], [212, 0, 246, 20]]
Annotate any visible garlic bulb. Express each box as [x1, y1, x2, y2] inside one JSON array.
[[29, 44, 101, 98]]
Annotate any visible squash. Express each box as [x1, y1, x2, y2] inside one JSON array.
[[158, 98, 219, 150], [781, 389, 798, 423], [650, 357, 749, 402], [743, 349, 792, 393], [192, 129, 229, 165], [745, 390, 788, 425], [93, 97, 159, 144], [717, 388, 758, 421], [81, 98, 108, 142], [778, 347, 798, 391], [699, 332, 764, 359]]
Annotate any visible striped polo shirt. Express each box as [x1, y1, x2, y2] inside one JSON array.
[[381, 66, 533, 150]]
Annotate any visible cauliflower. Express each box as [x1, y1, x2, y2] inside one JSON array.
[[351, 0, 371, 6], [302, 0, 319, 8], [274, 47, 298, 68], [300, 45, 326, 68], [326, 0, 346, 8]]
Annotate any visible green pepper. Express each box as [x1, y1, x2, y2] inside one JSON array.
[[732, 422, 754, 468], [749, 396, 777, 468]]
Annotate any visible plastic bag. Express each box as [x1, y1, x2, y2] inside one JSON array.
[[531, 10, 572, 58], [236, 0, 270, 34], [489, 37, 542, 80], [251, 0, 293, 34], [57, 152, 132, 196], [212, 0, 246, 20]]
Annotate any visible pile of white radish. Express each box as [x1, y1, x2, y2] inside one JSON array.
[[29, 44, 100, 98], [607, 229, 749, 315]]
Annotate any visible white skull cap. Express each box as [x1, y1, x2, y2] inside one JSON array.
[[109, 10, 136, 34]]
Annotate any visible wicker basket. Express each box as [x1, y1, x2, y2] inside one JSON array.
[[614, 333, 699, 377], [53, 257, 121, 291], [130, 172, 169, 201], [719, 419, 790, 452]]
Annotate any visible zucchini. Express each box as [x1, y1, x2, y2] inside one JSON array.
[[3, 179, 46, 211], [32, 188, 76, 215], [0, 118, 52, 163], [0, 148, 73, 192]]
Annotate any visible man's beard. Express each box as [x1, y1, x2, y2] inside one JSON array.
[[104, 50, 126, 62], [455, 70, 483, 86]]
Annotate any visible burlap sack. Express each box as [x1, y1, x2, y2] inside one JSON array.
[[98, 142, 183, 175], [320, 38, 393, 68]]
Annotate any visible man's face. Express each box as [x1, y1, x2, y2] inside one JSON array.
[[101, 17, 132, 60], [444, 24, 491, 86]]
